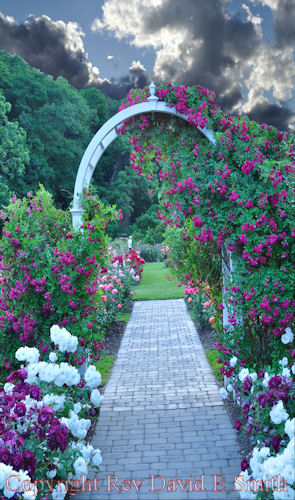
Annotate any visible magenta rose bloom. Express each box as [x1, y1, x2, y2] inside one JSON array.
[[241, 459, 249, 471], [243, 376, 252, 395], [258, 392, 268, 408], [241, 400, 251, 416], [12, 453, 24, 471], [272, 434, 282, 453], [22, 450, 37, 477], [47, 421, 69, 452], [0, 419, 5, 436], [38, 407, 54, 427], [14, 402, 26, 417], [29, 385, 43, 401], [0, 448, 12, 465], [234, 420, 242, 431]]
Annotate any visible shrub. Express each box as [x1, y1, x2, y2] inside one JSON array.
[[0, 186, 119, 375], [135, 243, 162, 262]]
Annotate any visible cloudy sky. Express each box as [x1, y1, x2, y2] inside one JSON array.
[[0, 0, 294, 131]]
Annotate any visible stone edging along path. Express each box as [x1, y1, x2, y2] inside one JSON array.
[[79, 299, 242, 500]]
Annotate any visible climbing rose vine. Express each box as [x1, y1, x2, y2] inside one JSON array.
[[117, 82, 294, 499]]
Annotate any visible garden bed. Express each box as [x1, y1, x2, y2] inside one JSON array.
[[194, 321, 253, 465]]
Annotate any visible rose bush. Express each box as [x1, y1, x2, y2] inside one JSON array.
[[0, 186, 123, 375]]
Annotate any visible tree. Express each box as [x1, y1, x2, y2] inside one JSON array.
[[0, 91, 29, 206]]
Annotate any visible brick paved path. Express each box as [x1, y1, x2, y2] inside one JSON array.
[[79, 299, 241, 500]]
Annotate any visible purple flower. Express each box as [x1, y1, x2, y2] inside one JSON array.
[[241, 400, 251, 416], [14, 403, 26, 417], [243, 376, 252, 395], [268, 375, 283, 389], [6, 369, 28, 383], [47, 420, 69, 452], [29, 385, 43, 401], [37, 407, 54, 427], [241, 459, 249, 471], [258, 393, 268, 408], [272, 434, 282, 453], [0, 448, 11, 464], [0, 419, 5, 436], [234, 420, 242, 431], [12, 453, 24, 471], [22, 450, 37, 477], [257, 369, 265, 379]]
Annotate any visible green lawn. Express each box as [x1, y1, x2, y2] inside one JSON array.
[[133, 262, 184, 301], [94, 354, 115, 386], [206, 349, 223, 380]]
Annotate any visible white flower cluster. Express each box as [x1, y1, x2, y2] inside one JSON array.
[[240, 438, 295, 499], [262, 439, 295, 492], [238, 368, 249, 382], [269, 400, 289, 425], [61, 411, 91, 439], [279, 357, 289, 367], [25, 361, 80, 387], [49, 352, 58, 363], [72, 442, 102, 469], [281, 327, 294, 345], [50, 325, 78, 353], [15, 346, 39, 364], [74, 456, 88, 477], [230, 356, 237, 367], [0, 464, 35, 499], [285, 418, 295, 440], [90, 388, 104, 406], [43, 393, 66, 411], [3, 382, 14, 394], [84, 365, 102, 389], [219, 387, 228, 399], [52, 482, 67, 500]]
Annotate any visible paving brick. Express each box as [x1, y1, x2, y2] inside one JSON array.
[[84, 299, 241, 499]]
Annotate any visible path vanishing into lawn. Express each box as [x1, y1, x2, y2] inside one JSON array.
[[80, 297, 242, 500]]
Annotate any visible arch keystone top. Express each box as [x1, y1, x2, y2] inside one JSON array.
[[71, 82, 216, 229]]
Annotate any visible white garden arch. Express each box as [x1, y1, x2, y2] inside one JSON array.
[[71, 82, 233, 328], [71, 82, 216, 228]]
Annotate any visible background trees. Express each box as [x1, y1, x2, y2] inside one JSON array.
[[0, 50, 161, 239]]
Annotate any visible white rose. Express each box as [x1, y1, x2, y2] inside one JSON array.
[[52, 482, 67, 500], [90, 389, 104, 407], [74, 457, 88, 476], [281, 327, 294, 344], [284, 419, 295, 440], [49, 352, 58, 363], [92, 451, 102, 467]]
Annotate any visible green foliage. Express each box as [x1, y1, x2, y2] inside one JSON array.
[[130, 204, 164, 243], [0, 91, 30, 206], [135, 243, 162, 262]]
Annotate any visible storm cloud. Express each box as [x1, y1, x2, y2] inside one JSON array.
[[93, 0, 295, 130], [0, 12, 147, 99], [0, 13, 102, 88], [0, 0, 294, 131]]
